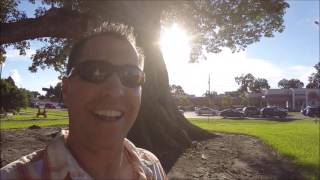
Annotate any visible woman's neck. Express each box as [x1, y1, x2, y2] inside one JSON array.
[[66, 134, 129, 179]]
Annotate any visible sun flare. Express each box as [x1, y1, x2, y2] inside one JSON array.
[[160, 23, 191, 65]]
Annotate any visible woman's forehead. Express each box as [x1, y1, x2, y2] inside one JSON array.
[[78, 35, 139, 66]]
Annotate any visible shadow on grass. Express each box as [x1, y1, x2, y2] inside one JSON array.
[[281, 153, 320, 178]]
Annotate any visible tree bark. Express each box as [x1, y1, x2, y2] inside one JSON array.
[[0, 9, 91, 44], [128, 14, 215, 172], [0, 6, 216, 172]]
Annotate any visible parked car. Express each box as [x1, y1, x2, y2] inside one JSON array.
[[260, 107, 287, 118], [30, 102, 39, 108], [45, 103, 56, 109], [58, 103, 67, 109], [234, 107, 244, 113], [196, 107, 219, 116], [302, 106, 320, 117], [243, 106, 260, 117], [277, 107, 288, 113], [220, 109, 244, 118]]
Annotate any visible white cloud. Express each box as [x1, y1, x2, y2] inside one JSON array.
[[287, 65, 310, 71], [282, 65, 315, 86], [8, 69, 22, 85], [5, 48, 36, 61], [298, 68, 316, 85], [44, 80, 61, 87], [165, 49, 314, 96]]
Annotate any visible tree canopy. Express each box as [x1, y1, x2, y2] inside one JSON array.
[[42, 82, 62, 102], [278, 78, 304, 89], [1, 0, 289, 73], [306, 62, 320, 88], [169, 84, 186, 96], [235, 73, 270, 93], [0, 77, 29, 112]]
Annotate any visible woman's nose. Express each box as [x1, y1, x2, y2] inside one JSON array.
[[100, 73, 125, 98]]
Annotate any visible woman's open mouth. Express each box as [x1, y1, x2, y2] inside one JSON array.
[[92, 110, 124, 121]]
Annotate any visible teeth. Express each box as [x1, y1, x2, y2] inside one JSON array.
[[94, 110, 122, 118]]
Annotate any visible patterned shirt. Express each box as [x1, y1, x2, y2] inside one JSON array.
[[1, 130, 167, 180]]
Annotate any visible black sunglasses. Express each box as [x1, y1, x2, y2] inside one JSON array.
[[68, 60, 145, 88]]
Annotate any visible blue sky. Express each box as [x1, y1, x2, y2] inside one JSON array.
[[2, 1, 319, 96]]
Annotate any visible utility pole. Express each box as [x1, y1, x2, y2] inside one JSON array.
[[207, 74, 211, 122], [208, 74, 211, 107]]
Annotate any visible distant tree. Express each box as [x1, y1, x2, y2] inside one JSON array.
[[38, 95, 46, 100], [44, 82, 62, 102], [6, 76, 15, 86], [0, 78, 28, 112], [169, 84, 186, 96], [19, 89, 41, 104], [203, 90, 218, 106], [278, 79, 289, 88], [306, 62, 320, 88], [203, 91, 218, 97], [278, 78, 304, 89], [220, 95, 235, 108], [251, 78, 270, 93], [235, 73, 270, 93], [225, 91, 248, 106], [170, 85, 191, 106], [30, 91, 41, 99], [235, 73, 255, 92], [20, 88, 32, 103], [179, 96, 191, 107], [289, 79, 304, 88]]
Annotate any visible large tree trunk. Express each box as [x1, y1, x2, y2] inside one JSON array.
[[0, 3, 215, 172], [128, 15, 215, 172]]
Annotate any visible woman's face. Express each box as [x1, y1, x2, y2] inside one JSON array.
[[62, 35, 142, 149]]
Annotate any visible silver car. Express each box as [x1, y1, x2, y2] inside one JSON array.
[[196, 107, 219, 116]]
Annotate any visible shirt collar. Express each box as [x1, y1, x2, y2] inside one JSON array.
[[46, 130, 152, 180]]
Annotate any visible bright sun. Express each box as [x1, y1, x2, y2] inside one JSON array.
[[160, 23, 191, 66]]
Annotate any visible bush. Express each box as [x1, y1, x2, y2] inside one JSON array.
[[0, 78, 28, 112]]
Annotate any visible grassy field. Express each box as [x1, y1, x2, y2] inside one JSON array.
[[189, 118, 320, 179], [0, 108, 69, 129]]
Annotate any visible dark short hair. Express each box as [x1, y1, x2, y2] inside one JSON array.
[[66, 22, 144, 75]]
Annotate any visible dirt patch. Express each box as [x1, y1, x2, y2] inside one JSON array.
[[168, 132, 302, 179], [1, 127, 302, 179], [1, 126, 64, 166]]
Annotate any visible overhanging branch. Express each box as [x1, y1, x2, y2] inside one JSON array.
[[0, 8, 92, 45]]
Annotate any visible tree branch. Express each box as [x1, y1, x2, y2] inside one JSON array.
[[0, 8, 92, 44]]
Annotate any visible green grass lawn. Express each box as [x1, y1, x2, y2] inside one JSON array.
[[189, 118, 320, 180], [0, 108, 69, 129]]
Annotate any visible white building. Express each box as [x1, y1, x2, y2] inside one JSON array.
[[248, 88, 320, 111]]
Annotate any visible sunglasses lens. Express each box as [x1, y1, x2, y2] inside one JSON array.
[[75, 61, 144, 87], [77, 62, 111, 83], [120, 68, 145, 88]]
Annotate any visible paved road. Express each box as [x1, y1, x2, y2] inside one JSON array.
[[183, 111, 309, 120], [183, 111, 221, 119]]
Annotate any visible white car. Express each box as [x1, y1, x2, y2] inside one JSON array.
[[196, 107, 219, 116]]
